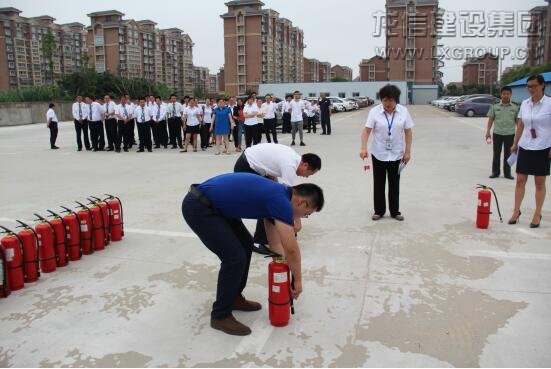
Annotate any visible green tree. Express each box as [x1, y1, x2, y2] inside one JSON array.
[[193, 86, 206, 99], [500, 63, 551, 86], [41, 30, 57, 84], [330, 76, 348, 82]]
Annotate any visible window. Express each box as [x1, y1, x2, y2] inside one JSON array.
[[338, 92, 346, 98], [308, 93, 316, 97], [353, 92, 360, 97], [322, 92, 330, 97]]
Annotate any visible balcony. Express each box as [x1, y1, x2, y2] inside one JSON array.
[[94, 36, 104, 46]]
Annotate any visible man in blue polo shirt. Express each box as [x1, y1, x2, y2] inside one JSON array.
[[182, 172, 324, 336]]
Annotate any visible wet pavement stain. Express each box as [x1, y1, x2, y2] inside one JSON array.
[[93, 264, 122, 279], [100, 285, 155, 320], [192, 352, 294, 367], [148, 263, 217, 291], [328, 335, 370, 367], [0, 347, 14, 368], [39, 348, 153, 367], [359, 285, 528, 367], [1, 286, 92, 333]]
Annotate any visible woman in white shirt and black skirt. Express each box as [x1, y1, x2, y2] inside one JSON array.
[[46, 103, 59, 150], [509, 74, 551, 228], [359, 85, 413, 221]]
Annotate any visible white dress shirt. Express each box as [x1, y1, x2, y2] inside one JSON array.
[[203, 105, 213, 124], [90, 101, 103, 121], [116, 104, 131, 120], [152, 103, 167, 122], [102, 101, 117, 120], [243, 103, 259, 126], [186, 106, 202, 126], [72, 102, 86, 120], [365, 103, 414, 162], [134, 105, 152, 123], [517, 95, 551, 150], [262, 102, 276, 119], [46, 108, 58, 123], [168, 102, 183, 118], [244, 143, 302, 186], [289, 100, 305, 122]]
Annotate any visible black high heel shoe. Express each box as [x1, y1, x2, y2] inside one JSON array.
[[530, 215, 542, 229], [508, 210, 521, 225]]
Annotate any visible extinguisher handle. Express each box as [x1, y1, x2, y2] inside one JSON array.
[[46, 209, 61, 218], [15, 220, 31, 229], [60, 206, 74, 214], [90, 196, 102, 202], [0, 225, 14, 234]]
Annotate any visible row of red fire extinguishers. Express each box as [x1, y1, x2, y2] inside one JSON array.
[[0, 195, 124, 299]]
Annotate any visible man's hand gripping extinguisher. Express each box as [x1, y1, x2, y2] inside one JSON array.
[[476, 184, 503, 229]]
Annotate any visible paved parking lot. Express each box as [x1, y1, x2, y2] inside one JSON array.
[[0, 105, 550, 367]]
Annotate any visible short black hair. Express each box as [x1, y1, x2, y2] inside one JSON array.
[[170, 94, 177, 98], [293, 183, 324, 212], [379, 84, 401, 102], [155, 96, 161, 100], [183, 95, 190, 100], [49, 103, 55, 108], [527, 74, 545, 85], [301, 153, 322, 171], [500, 86, 512, 93], [294, 90, 301, 95], [217, 98, 224, 103], [247, 94, 255, 100], [139, 97, 146, 102]]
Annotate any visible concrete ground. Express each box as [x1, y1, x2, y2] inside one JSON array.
[[0, 105, 550, 367]]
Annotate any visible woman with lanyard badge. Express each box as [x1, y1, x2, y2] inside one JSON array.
[[200, 98, 213, 151], [360, 84, 413, 221], [509, 74, 551, 228], [182, 98, 203, 153]]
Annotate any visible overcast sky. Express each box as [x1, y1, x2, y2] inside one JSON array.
[[4, 0, 545, 84]]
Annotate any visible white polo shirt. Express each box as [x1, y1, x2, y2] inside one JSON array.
[[46, 108, 58, 123], [243, 103, 259, 126], [262, 101, 276, 119], [289, 100, 305, 122], [202, 105, 213, 124], [365, 103, 414, 162], [517, 95, 551, 150], [186, 106, 202, 126], [244, 143, 302, 186]]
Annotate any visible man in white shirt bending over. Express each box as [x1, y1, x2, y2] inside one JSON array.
[[289, 90, 306, 146]]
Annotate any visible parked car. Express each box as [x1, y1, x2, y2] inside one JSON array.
[[349, 97, 369, 108], [455, 96, 499, 117], [329, 97, 354, 111], [431, 96, 451, 107], [442, 96, 461, 111], [344, 98, 360, 110]]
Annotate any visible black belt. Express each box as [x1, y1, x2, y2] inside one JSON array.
[[189, 185, 215, 211]]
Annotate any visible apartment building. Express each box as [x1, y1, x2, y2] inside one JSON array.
[[525, 2, 551, 67], [221, 0, 305, 96], [193, 65, 209, 95], [318, 61, 331, 82], [359, 56, 388, 82], [331, 64, 353, 81], [217, 67, 225, 93], [303, 57, 320, 82], [0, 7, 87, 91], [462, 52, 498, 87]]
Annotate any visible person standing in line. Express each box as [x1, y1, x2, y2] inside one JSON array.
[[72, 95, 91, 151], [211, 98, 234, 155], [200, 98, 214, 151], [46, 103, 59, 150], [261, 94, 278, 143], [289, 91, 306, 146], [360, 84, 413, 221], [319, 93, 332, 135], [486, 86, 519, 179], [227, 96, 237, 143], [281, 94, 293, 133], [124, 94, 137, 147], [232, 98, 245, 152], [307, 100, 319, 133], [243, 95, 260, 148], [103, 95, 118, 152], [509, 74, 551, 228], [88, 96, 105, 151], [152, 96, 168, 149], [182, 98, 203, 153], [135, 97, 153, 153], [254, 98, 264, 145], [115, 95, 132, 153], [167, 94, 183, 149]]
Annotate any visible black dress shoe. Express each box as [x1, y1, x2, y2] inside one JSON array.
[[106, 148, 114, 152], [300, 142, 306, 146], [51, 146, 59, 150], [530, 215, 542, 228], [171, 146, 177, 149], [508, 210, 521, 225], [505, 175, 515, 180], [123, 148, 129, 152], [115, 148, 121, 153], [77, 148, 82, 152], [85, 147, 92, 151], [137, 149, 145, 153], [155, 145, 160, 149], [147, 148, 153, 152], [489, 174, 499, 178]]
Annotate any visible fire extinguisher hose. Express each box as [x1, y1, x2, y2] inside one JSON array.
[[476, 184, 503, 223]]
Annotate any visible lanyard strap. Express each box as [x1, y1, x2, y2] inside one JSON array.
[[383, 111, 395, 136]]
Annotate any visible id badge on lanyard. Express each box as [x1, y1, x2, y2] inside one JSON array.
[[530, 105, 538, 139], [384, 111, 395, 150]]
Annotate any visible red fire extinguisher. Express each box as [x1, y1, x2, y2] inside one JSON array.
[[0, 226, 25, 291], [60, 206, 82, 261], [38, 212, 68, 267], [89, 197, 110, 246], [476, 184, 503, 229], [15, 220, 40, 283], [0, 244, 10, 298], [34, 215, 57, 273], [75, 202, 94, 255], [86, 199, 107, 250], [268, 257, 295, 327], [104, 194, 124, 241]]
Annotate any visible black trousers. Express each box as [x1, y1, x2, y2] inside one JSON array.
[[182, 192, 253, 319], [200, 123, 212, 149], [321, 113, 331, 134], [263, 118, 278, 143], [89, 121, 105, 150], [372, 155, 401, 217], [244, 124, 261, 148], [74, 120, 91, 150], [233, 154, 269, 244], [307, 116, 317, 133], [151, 120, 169, 148], [492, 133, 514, 177], [116, 120, 132, 150], [282, 112, 291, 133], [137, 122, 152, 150], [49, 121, 58, 148], [105, 118, 118, 149], [168, 117, 183, 148], [129, 119, 136, 146]]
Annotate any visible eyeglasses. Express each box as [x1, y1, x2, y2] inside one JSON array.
[[526, 84, 541, 89]]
